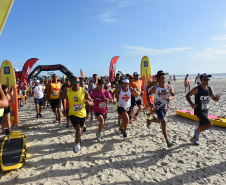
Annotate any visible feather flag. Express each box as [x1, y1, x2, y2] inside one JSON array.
[[80, 69, 85, 78], [0, 0, 14, 35]]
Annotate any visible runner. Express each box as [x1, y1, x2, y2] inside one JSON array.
[[33, 80, 44, 118], [46, 74, 62, 127], [129, 72, 143, 122], [195, 73, 201, 85], [0, 83, 8, 108], [147, 72, 175, 148], [90, 79, 115, 142], [184, 74, 190, 93], [89, 74, 99, 121], [186, 73, 220, 145], [62, 76, 93, 153], [22, 83, 27, 106], [114, 79, 139, 137], [104, 78, 112, 94]]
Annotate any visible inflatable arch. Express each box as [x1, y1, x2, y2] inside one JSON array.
[[28, 64, 73, 81]]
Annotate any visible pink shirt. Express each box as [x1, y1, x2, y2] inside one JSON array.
[[90, 89, 113, 114]]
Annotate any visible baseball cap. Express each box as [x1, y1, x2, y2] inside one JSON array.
[[129, 75, 134, 79], [116, 73, 120, 76], [35, 80, 40, 83], [98, 79, 105, 84], [200, 73, 212, 79], [122, 79, 130, 84], [133, 72, 139, 76]]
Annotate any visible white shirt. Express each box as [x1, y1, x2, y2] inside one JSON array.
[[33, 85, 44, 99], [118, 87, 131, 108]]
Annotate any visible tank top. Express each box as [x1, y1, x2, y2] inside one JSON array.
[[92, 81, 97, 90], [118, 87, 131, 108], [194, 86, 212, 115], [154, 84, 171, 110], [67, 87, 86, 118], [50, 82, 61, 99]]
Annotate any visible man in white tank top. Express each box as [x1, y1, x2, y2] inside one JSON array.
[[147, 72, 175, 148], [114, 79, 139, 138], [89, 74, 99, 121]]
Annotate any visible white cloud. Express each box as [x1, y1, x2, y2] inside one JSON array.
[[189, 48, 226, 60], [212, 34, 226, 41], [123, 45, 193, 55], [97, 10, 116, 23]]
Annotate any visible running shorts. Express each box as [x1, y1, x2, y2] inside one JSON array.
[[50, 99, 61, 109], [196, 112, 211, 126], [131, 96, 142, 107], [95, 112, 107, 119], [34, 98, 44, 106], [155, 109, 167, 120], [118, 107, 131, 116], [4, 106, 10, 114], [69, 115, 85, 128]]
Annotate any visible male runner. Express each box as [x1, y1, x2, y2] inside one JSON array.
[[90, 79, 114, 142], [147, 72, 175, 148], [89, 74, 99, 121], [33, 80, 44, 118], [46, 74, 62, 127], [195, 73, 201, 85], [186, 73, 220, 145], [129, 72, 142, 122], [62, 76, 93, 153]]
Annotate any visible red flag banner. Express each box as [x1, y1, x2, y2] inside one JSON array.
[[80, 69, 85, 78], [19, 58, 38, 88], [109, 56, 119, 83]]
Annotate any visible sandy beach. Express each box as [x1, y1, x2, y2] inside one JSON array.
[[0, 79, 226, 185]]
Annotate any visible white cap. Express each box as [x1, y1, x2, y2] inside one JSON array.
[[35, 80, 40, 83], [122, 79, 129, 84]]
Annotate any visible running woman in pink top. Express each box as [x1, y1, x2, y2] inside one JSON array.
[[90, 79, 115, 142]]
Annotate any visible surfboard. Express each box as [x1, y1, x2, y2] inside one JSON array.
[[140, 56, 154, 110], [175, 110, 226, 128], [0, 131, 26, 171], [0, 60, 18, 126]]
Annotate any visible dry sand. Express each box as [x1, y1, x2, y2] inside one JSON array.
[[0, 79, 226, 185]]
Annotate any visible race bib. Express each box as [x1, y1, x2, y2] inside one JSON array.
[[99, 102, 106, 108], [201, 102, 208, 110], [53, 91, 58, 96], [135, 96, 142, 101], [73, 103, 82, 111]]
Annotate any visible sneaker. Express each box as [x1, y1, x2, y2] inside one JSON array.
[[96, 133, 102, 142], [59, 124, 63, 128], [167, 141, 175, 148], [83, 125, 87, 132], [66, 122, 69, 128], [73, 143, 81, 153], [194, 129, 200, 141], [123, 131, 127, 138], [190, 138, 199, 145], [36, 113, 39, 118], [39, 113, 42, 117], [119, 128, 124, 133], [147, 119, 151, 129]]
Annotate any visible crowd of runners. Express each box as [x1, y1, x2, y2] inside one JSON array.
[[0, 71, 220, 153]]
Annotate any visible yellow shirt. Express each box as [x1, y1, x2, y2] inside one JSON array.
[[67, 87, 86, 118], [50, 82, 61, 99]]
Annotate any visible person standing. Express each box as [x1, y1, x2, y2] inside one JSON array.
[[147, 72, 175, 148], [184, 74, 190, 93], [62, 76, 93, 153], [195, 73, 201, 85], [186, 73, 220, 145], [33, 80, 44, 118]]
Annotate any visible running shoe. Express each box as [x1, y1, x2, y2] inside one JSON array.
[[147, 119, 151, 129], [39, 113, 42, 118], [59, 124, 63, 128], [96, 133, 102, 142], [83, 125, 87, 132], [73, 143, 81, 153], [190, 138, 199, 145], [167, 141, 175, 148], [194, 129, 200, 141], [123, 131, 127, 138], [36, 113, 39, 118], [66, 122, 69, 128]]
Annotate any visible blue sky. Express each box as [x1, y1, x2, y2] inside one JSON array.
[[1, 0, 226, 77]]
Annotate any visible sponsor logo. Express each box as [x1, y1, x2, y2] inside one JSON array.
[[144, 61, 148, 67], [4, 67, 10, 74], [74, 97, 78, 102]]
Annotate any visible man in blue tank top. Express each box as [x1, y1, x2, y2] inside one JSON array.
[[186, 73, 220, 145]]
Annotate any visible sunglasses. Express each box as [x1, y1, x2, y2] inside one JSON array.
[[80, 82, 85, 85], [203, 79, 210, 81], [53, 76, 57, 78], [73, 81, 80, 84]]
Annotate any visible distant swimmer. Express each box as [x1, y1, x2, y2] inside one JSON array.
[[62, 76, 93, 153], [33, 80, 44, 118], [194, 73, 201, 85], [90, 79, 114, 142], [184, 74, 190, 93], [147, 72, 176, 148], [186, 73, 220, 145], [114, 79, 139, 137]]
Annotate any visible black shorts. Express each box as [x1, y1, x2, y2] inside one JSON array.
[[155, 109, 167, 120], [118, 107, 131, 116], [69, 115, 85, 128], [50, 99, 61, 109], [131, 96, 142, 107], [196, 112, 211, 126], [95, 113, 107, 119], [34, 98, 44, 106], [4, 106, 10, 114]]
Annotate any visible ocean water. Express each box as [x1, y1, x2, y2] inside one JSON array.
[[167, 73, 226, 80]]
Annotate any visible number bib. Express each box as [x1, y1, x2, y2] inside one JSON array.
[[201, 102, 208, 110], [53, 91, 59, 96], [99, 102, 106, 108], [73, 103, 82, 111]]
